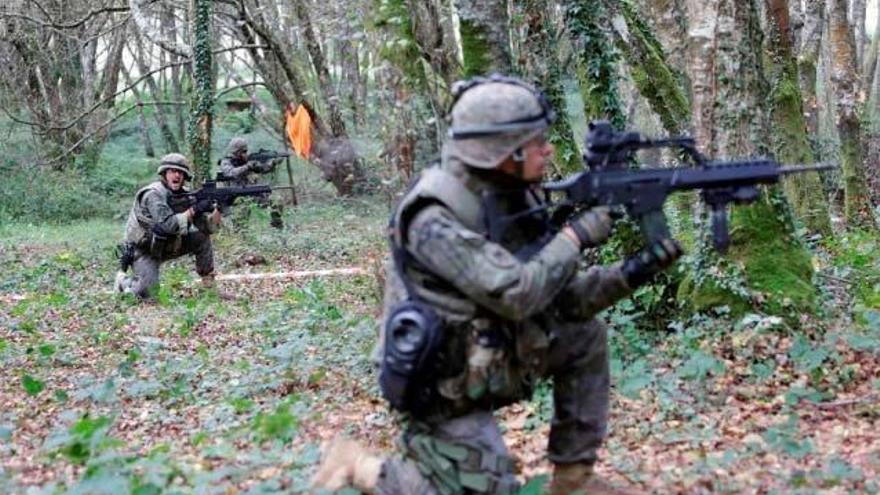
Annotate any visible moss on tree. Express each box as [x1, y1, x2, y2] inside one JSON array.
[[459, 20, 493, 78]]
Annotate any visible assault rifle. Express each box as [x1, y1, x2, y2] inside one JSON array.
[[543, 121, 834, 251], [248, 148, 290, 163], [168, 180, 275, 213]]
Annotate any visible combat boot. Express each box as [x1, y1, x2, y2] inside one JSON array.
[[115, 271, 133, 294], [311, 437, 383, 493], [200, 274, 236, 301], [549, 462, 644, 495]]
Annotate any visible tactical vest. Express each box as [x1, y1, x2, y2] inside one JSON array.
[[124, 181, 170, 245], [382, 159, 553, 416]]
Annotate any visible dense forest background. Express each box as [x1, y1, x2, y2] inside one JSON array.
[[1, 0, 879, 493]]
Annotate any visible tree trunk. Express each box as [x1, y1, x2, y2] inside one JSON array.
[[292, 0, 347, 136], [454, 0, 513, 76], [132, 37, 181, 154], [678, 0, 817, 317], [122, 65, 156, 158], [162, 5, 188, 143], [763, 0, 832, 234], [566, 0, 625, 129], [188, 0, 214, 183], [798, 0, 824, 135], [851, 0, 867, 69], [613, 2, 690, 134], [827, 0, 874, 228], [518, 0, 580, 174]]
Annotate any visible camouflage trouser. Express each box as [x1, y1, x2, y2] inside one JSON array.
[[119, 231, 214, 299], [376, 318, 609, 494]]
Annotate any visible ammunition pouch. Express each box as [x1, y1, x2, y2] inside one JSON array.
[[146, 224, 173, 258], [379, 299, 443, 414], [404, 432, 519, 494]]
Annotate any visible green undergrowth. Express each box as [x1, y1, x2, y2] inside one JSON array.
[[822, 229, 880, 324], [0, 199, 385, 494], [678, 200, 816, 320]]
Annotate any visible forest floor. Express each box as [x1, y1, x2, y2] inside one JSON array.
[[1, 197, 879, 495]]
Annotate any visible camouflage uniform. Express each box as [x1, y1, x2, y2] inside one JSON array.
[[219, 137, 283, 228], [374, 151, 633, 494], [117, 156, 219, 299]]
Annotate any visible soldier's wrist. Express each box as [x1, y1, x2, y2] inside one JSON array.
[[561, 226, 583, 250]]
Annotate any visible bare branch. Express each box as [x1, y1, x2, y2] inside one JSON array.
[[0, 4, 130, 30], [44, 101, 183, 166], [215, 81, 267, 99], [129, 0, 192, 57]]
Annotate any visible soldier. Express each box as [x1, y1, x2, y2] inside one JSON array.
[[115, 153, 226, 300], [312, 75, 683, 495], [219, 136, 284, 229]]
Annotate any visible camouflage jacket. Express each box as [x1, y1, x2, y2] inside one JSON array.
[[219, 155, 277, 186], [381, 152, 633, 414], [124, 181, 218, 246]]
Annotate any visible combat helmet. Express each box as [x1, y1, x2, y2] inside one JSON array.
[[445, 73, 556, 169], [227, 137, 248, 155], [157, 153, 193, 180]]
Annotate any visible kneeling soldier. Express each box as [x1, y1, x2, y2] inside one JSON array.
[[115, 153, 224, 299], [219, 137, 284, 229], [312, 75, 683, 495]]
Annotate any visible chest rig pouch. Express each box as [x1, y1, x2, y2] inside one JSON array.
[[379, 223, 444, 414]]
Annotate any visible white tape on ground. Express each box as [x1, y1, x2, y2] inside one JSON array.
[[215, 267, 367, 282]]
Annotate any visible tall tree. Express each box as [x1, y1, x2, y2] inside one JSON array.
[[764, 0, 832, 234], [798, 0, 824, 135], [680, 0, 817, 316], [827, 0, 874, 227], [130, 38, 181, 153], [454, 0, 513, 76], [851, 0, 867, 68], [188, 0, 214, 182], [565, 0, 626, 129], [518, 0, 581, 174]]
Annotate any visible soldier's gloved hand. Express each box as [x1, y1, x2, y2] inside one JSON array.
[[621, 238, 683, 288], [566, 206, 614, 248], [193, 199, 216, 215]]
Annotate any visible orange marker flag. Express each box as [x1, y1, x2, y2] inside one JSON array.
[[286, 103, 313, 159]]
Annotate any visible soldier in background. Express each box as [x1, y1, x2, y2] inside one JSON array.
[[312, 75, 683, 495], [115, 153, 226, 300], [219, 137, 284, 229]]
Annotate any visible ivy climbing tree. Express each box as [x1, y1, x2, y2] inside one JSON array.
[[565, 0, 625, 130], [188, 0, 214, 184]]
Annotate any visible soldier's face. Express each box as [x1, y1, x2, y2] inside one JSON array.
[[501, 134, 554, 183], [163, 169, 186, 191]]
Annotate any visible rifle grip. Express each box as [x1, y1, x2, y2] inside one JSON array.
[[638, 210, 671, 245], [711, 205, 729, 252]]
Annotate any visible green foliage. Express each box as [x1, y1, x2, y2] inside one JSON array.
[[617, 0, 690, 133], [373, 0, 426, 84], [252, 402, 299, 443], [823, 229, 880, 322], [0, 166, 118, 224], [459, 20, 493, 78], [21, 374, 45, 396], [53, 415, 120, 465], [187, 0, 215, 183], [566, 1, 625, 128], [679, 198, 816, 319]]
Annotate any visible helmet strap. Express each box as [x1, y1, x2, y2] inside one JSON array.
[[511, 148, 526, 177]]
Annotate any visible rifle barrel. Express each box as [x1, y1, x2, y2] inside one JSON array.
[[778, 162, 837, 175]]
